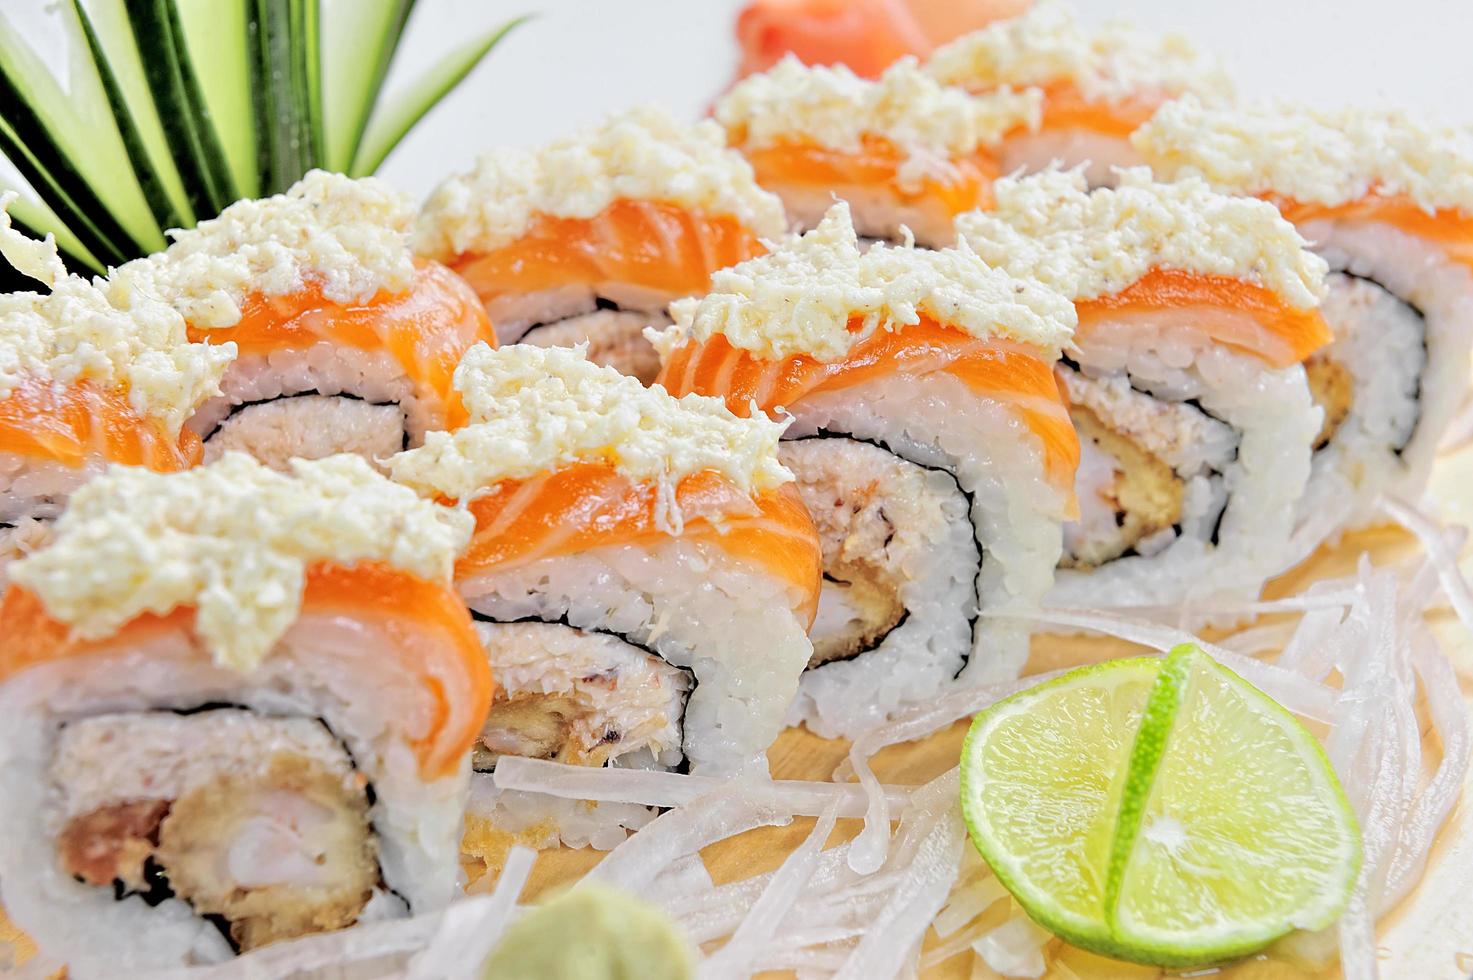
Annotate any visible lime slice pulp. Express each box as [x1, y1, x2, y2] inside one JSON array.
[[959, 645, 1361, 968]]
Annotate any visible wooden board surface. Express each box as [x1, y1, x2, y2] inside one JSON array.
[[482, 446, 1473, 980]]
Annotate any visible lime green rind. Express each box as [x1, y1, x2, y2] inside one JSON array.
[[1108, 649, 1362, 966], [959, 647, 1363, 971], [959, 656, 1159, 952]]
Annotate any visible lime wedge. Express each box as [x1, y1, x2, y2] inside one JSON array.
[[959, 657, 1159, 951], [959, 645, 1361, 968]]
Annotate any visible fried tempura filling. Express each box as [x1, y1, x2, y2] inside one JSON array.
[[51, 711, 380, 953], [1304, 354, 1354, 451], [1062, 405, 1186, 569]]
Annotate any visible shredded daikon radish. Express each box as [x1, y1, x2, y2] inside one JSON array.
[[588, 779, 794, 896], [933, 874, 1009, 938], [995, 607, 1337, 721], [972, 913, 1051, 978], [701, 799, 842, 978], [1382, 496, 1473, 631], [406, 846, 534, 980], [493, 756, 913, 814], [833, 772, 966, 979]]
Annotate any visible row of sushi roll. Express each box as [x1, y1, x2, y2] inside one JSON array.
[[0, 0, 1471, 971]]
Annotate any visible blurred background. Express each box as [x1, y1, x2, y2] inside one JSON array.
[[380, 0, 1473, 198]]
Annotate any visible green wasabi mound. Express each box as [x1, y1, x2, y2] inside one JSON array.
[[480, 882, 696, 980]]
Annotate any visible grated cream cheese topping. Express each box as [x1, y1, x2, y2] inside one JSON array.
[[0, 198, 235, 433], [389, 343, 793, 514], [650, 201, 1076, 364], [109, 170, 418, 329], [415, 105, 789, 260], [9, 452, 474, 672], [954, 167, 1327, 309], [925, 1, 1229, 105], [1133, 97, 1473, 214], [715, 56, 1042, 188]]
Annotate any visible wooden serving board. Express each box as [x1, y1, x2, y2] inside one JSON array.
[[479, 446, 1473, 980]]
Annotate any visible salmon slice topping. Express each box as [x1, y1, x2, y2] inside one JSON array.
[[1073, 268, 1333, 369], [0, 561, 491, 780], [456, 464, 822, 627], [192, 262, 494, 430], [741, 134, 1000, 211], [1279, 195, 1473, 272], [0, 379, 200, 471], [447, 199, 768, 304], [658, 316, 1079, 494]]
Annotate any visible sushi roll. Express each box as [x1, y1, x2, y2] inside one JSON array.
[[956, 167, 1331, 609], [110, 171, 495, 471], [652, 201, 1079, 734], [415, 107, 787, 384], [1134, 100, 1473, 552], [0, 200, 234, 582], [924, 1, 1228, 185], [0, 453, 488, 972], [714, 56, 1041, 246], [388, 344, 818, 805]]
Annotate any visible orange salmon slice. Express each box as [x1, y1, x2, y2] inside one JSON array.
[[1280, 195, 1473, 273], [739, 134, 1000, 218], [1073, 268, 1333, 369], [456, 463, 822, 627], [0, 562, 492, 781], [657, 316, 1080, 496], [0, 378, 200, 471], [448, 199, 768, 305], [190, 262, 495, 431]]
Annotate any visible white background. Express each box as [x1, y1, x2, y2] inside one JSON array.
[[380, 0, 1473, 199]]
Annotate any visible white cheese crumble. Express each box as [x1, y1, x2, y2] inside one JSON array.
[[110, 170, 418, 329], [415, 105, 789, 261], [0, 197, 235, 433], [954, 167, 1327, 309], [715, 56, 1042, 189], [10, 452, 474, 672], [1133, 97, 1473, 214], [388, 343, 793, 519], [649, 201, 1076, 364], [924, 1, 1229, 105]]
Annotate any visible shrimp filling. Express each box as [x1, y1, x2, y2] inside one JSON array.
[[1059, 366, 1238, 569], [500, 288, 672, 385], [471, 620, 691, 771], [780, 437, 979, 668], [50, 709, 381, 953]]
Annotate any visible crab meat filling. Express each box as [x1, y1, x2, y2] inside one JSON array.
[[50, 709, 379, 953], [780, 437, 977, 667], [201, 394, 407, 470], [1059, 367, 1238, 569], [492, 285, 675, 384], [472, 620, 691, 771]]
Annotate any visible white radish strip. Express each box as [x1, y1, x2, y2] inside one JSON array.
[[833, 772, 967, 980], [972, 914, 1051, 978], [1124, 589, 1363, 621], [658, 852, 715, 900], [1336, 894, 1378, 980], [842, 675, 1052, 874], [701, 799, 841, 980], [1381, 496, 1473, 632], [920, 921, 988, 969], [1278, 607, 1352, 679], [407, 846, 535, 980], [995, 607, 1337, 722], [492, 756, 913, 815], [1218, 619, 1301, 656], [758, 945, 854, 972], [676, 847, 863, 944], [151, 916, 439, 980], [587, 781, 794, 896], [1379, 636, 1472, 909], [933, 875, 1009, 938]]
